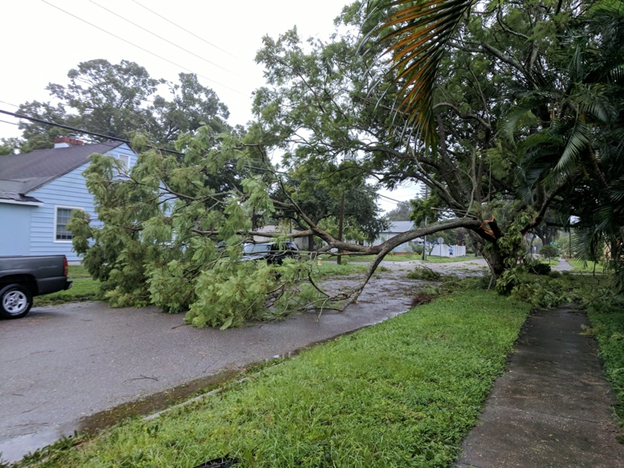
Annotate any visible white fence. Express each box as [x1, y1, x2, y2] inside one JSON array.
[[429, 244, 466, 257]]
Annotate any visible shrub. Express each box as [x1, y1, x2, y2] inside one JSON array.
[[540, 244, 559, 261], [407, 266, 441, 281]]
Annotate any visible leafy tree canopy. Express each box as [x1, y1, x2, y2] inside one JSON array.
[[15, 59, 230, 152], [385, 201, 412, 221], [72, 0, 624, 328]]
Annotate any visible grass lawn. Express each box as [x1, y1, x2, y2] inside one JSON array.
[[587, 297, 624, 428], [16, 289, 530, 467], [315, 261, 368, 276], [421, 254, 478, 264], [33, 265, 101, 306], [336, 253, 478, 264], [567, 258, 606, 273]]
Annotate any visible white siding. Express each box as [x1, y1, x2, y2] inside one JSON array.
[[0, 203, 34, 255]]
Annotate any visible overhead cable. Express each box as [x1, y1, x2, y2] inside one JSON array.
[[90, 0, 248, 81], [0, 108, 182, 155], [40, 0, 246, 96], [132, 0, 242, 61]]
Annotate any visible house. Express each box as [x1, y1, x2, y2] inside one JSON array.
[[373, 220, 423, 253], [0, 137, 136, 261]]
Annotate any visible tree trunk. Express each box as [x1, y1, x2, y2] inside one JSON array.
[[468, 231, 508, 277]]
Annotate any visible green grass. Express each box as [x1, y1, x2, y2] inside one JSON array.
[[341, 253, 478, 264], [330, 253, 422, 262], [17, 289, 530, 467], [33, 266, 101, 306], [315, 261, 368, 276], [421, 254, 478, 264], [567, 258, 606, 273], [586, 292, 624, 428]]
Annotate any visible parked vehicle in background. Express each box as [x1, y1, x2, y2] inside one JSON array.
[[242, 241, 301, 265], [0, 256, 72, 319]]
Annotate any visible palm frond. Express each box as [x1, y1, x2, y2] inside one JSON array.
[[373, 0, 474, 147], [556, 121, 590, 175]]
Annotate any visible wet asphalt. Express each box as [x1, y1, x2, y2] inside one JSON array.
[[0, 263, 436, 463]]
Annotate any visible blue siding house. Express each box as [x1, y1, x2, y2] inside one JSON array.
[[372, 221, 423, 253], [0, 137, 136, 261]]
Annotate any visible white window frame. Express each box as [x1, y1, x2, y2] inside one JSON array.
[[53, 206, 82, 243], [116, 153, 130, 170]]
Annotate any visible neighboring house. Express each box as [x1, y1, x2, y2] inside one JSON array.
[[373, 221, 422, 253], [0, 137, 136, 261], [251, 224, 308, 250]]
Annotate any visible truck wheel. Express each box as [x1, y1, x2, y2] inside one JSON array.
[[0, 284, 33, 319]]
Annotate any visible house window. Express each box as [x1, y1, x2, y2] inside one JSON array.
[[55, 207, 76, 241], [117, 153, 130, 170], [113, 153, 130, 172]]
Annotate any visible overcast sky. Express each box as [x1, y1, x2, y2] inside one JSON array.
[[0, 0, 418, 211]]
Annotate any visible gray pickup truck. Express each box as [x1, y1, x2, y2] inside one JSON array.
[[0, 255, 73, 319]]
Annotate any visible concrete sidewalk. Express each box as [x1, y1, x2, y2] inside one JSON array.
[[457, 305, 624, 467]]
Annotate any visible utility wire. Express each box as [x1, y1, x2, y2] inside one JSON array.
[[40, 0, 246, 97], [90, 0, 248, 81], [0, 100, 19, 108], [0, 108, 183, 155], [0, 119, 19, 126], [132, 0, 242, 61], [2, 109, 414, 206]]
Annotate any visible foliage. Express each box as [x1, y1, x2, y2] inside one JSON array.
[[69, 129, 289, 327], [272, 174, 389, 244], [15, 59, 230, 151], [407, 266, 442, 281], [185, 259, 321, 329], [368, 0, 474, 146], [0, 137, 19, 155], [499, 270, 603, 310], [540, 244, 559, 261], [253, 0, 619, 280], [364, 0, 624, 290], [587, 294, 624, 427], [385, 200, 412, 221], [14, 290, 529, 467]]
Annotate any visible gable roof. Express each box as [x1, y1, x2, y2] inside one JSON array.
[[385, 221, 415, 233], [0, 141, 124, 202]]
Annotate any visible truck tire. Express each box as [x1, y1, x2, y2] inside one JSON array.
[[0, 284, 33, 319]]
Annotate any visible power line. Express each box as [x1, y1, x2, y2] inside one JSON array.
[[2, 109, 414, 205], [0, 119, 19, 126], [0, 108, 182, 155], [89, 0, 248, 81], [0, 100, 19, 109], [40, 0, 246, 97], [132, 0, 242, 61]]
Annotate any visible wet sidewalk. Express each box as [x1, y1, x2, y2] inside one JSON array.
[[457, 305, 624, 467]]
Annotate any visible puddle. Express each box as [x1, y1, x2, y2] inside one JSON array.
[[0, 428, 64, 464]]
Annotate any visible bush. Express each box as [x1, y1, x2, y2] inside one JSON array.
[[407, 266, 441, 281], [411, 244, 424, 255], [529, 262, 551, 275], [540, 244, 559, 261]]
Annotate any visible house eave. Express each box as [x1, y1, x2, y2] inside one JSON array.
[[0, 197, 43, 207]]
